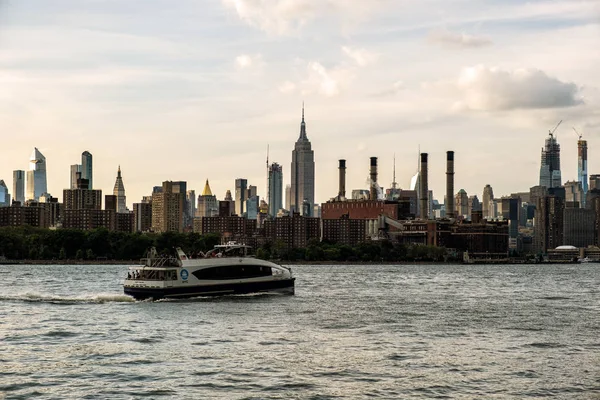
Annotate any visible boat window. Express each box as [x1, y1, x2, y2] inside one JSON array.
[[192, 265, 272, 280], [128, 269, 177, 281]]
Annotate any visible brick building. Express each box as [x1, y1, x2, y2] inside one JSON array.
[[264, 213, 320, 249], [0, 203, 47, 228]]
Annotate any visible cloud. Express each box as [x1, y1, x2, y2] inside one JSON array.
[[221, 0, 384, 35], [372, 80, 405, 97], [428, 29, 492, 48], [235, 54, 264, 69], [304, 61, 355, 97], [455, 65, 583, 111], [341, 46, 378, 67], [278, 80, 296, 94]]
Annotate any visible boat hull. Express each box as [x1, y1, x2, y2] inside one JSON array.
[[124, 278, 295, 300]]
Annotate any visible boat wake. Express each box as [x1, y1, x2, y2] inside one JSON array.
[[0, 292, 135, 304]]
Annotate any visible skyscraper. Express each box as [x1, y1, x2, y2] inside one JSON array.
[[268, 162, 283, 217], [482, 184, 494, 219], [70, 164, 81, 189], [290, 105, 315, 216], [152, 181, 184, 233], [539, 132, 561, 189], [12, 170, 24, 204], [285, 184, 291, 211], [26, 147, 47, 201], [81, 151, 93, 189], [0, 180, 10, 207], [113, 166, 126, 213], [197, 180, 217, 218], [578, 139, 588, 207], [235, 178, 248, 216], [455, 189, 468, 218], [186, 190, 196, 221]]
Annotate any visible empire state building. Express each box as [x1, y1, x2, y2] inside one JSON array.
[[290, 106, 315, 216]]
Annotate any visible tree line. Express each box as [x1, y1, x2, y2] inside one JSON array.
[[0, 227, 220, 261], [0, 226, 455, 262]]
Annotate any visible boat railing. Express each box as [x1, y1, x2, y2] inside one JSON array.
[[141, 256, 180, 268]]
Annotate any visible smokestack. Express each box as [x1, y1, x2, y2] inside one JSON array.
[[446, 151, 455, 218], [420, 153, 428, 219], [338, 159, 346, 200], [370, 157, 378, 201]]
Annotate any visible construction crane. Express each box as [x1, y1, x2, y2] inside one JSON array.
[[573, 127, 582, 140], [549, 120, 562, 137]]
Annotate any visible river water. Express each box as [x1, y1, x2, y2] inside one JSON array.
[[0, 263, 599, 399]]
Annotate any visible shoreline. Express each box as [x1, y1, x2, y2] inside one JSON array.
[[0, 259, 566, 266]]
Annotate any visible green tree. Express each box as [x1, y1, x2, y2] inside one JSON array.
[[75, 249, 84, 260], [59, 247, 67, 260]]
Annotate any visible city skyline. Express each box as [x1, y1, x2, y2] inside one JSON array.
[[0, 1, 598, 207]]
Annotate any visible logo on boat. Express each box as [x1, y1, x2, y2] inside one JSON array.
[[180, 269, 189, 281]]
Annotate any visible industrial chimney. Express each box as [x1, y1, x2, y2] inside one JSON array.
[[338, 159, 346, 200], [420, 153, 428, 219], [370, 157, 378, 201], [446, 151, 455, 218]]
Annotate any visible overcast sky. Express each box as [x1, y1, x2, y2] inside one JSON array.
[[1, 0, 599, 207]]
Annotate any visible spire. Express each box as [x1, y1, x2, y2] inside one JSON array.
[[117, 165, 121, 177], [299, 102, 307, 140], [202, 179, 213, 196]]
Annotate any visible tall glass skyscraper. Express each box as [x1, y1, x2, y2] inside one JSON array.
[[12, 170, 25, 204], [578, 139, 588, 207], [81, 151, 93, 189], [235, 178, 248, 216], [539, 133, 561, 189], [0, 180, 10, 207], [26, 147, 47, 201], [290, 106, 315, 216], [268, 162, 283, 217]]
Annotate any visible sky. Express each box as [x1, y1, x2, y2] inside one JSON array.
[[0, 0, 599, 208]]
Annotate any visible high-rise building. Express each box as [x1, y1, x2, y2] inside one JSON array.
[[113, 166, 127, 213], [455, 189, 468, 218], [246, 195, 259, 220], [290, 106, 315, 216], [268, 162, 283, 217], [223, 190, 234, 216], [0, 180, 10, 207], [482, 184, 494, 219], [235, 178, 248, 216], [539, 132, 561, 189], [468, 195, 481, 219], [70, 164, 81, 189], [564, 181, 583, 206], [534, 188, 565, 253], [63, 173, 102, 211], [81, 151, 93, 189], [12, 170, 25, 205], [26, 147, 47, 201], [170, 181, 188, 228], [151, 181, 185, 233], [186, 190, 196, 221], [285, 184, 291, 211], [196, 180, 218, 218], [578, 139, 588, 207], [563, 204, 594, 248], [590, 175, 600, 191], [133, 202, 152, 232], [105, 195, 117, 212]]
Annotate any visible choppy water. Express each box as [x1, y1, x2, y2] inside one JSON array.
[[1, 263, 599, 399]]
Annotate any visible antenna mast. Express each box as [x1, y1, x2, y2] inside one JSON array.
[[266, 144, 270, 205]]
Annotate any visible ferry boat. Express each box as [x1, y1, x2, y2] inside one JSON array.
[[123, 243, 295, 300]]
